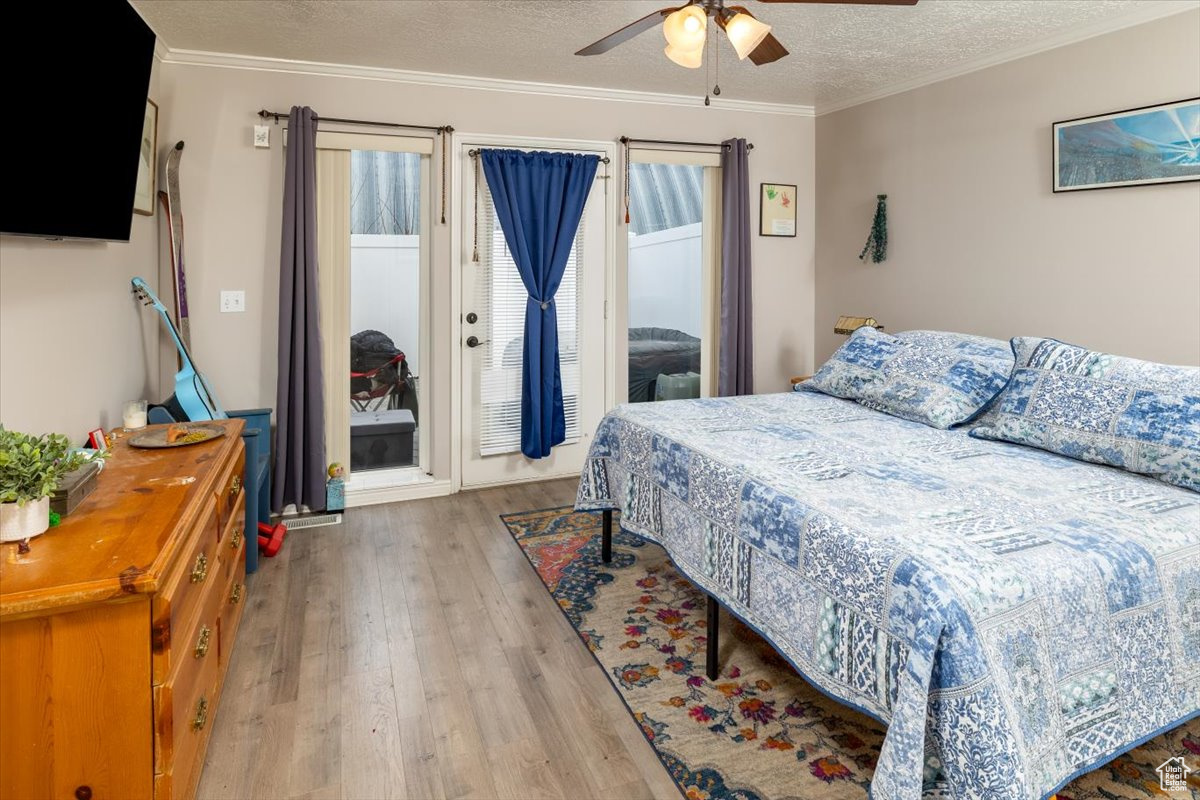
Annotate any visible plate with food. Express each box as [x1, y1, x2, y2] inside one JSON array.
[[129, 423, 226, 449]]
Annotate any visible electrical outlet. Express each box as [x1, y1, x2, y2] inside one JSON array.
[[220, 290, 246, 313]]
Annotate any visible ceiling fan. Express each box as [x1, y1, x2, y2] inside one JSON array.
[[576, 0, 918, 68]]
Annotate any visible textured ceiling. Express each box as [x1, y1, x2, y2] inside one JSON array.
[[132, 0, 1183, 107]]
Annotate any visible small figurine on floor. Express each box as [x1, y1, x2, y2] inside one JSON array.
[[326, 462, 346, 513]]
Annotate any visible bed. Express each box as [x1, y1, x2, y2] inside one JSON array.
[[628, 327, 702, 403], [575, 390, 1200, 800]]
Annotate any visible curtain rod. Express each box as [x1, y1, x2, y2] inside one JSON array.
[[468, 148, 611, 165], [619, 136, 754, 151], [257, 109, 453, 134]]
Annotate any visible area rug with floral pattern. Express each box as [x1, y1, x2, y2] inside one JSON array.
[[500, 506, 1199, 800]]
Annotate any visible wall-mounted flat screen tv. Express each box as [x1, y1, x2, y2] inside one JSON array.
[[0, 2, 156, 242]]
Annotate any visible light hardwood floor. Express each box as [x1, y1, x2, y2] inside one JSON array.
[[196, 478, 680, 800]]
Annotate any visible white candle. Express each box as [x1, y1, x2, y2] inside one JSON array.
[[123, 400, 148, 430]]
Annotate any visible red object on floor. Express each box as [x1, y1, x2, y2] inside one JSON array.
[[257, 521, 287, 558]]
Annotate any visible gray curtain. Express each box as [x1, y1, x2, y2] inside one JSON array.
[[718, 138, 753, 396], [273, 106, 326, 512]]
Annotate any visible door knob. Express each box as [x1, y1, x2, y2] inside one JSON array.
[[465, 312, 478, 324], [466, 336, 489, 348]]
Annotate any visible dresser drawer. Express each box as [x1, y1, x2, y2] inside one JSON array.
[[153, 622, 222, 800], [152, 502, 221, 684], [213, 451, 246, 535], [162, 550, 229, 702], [217, 490, 246, 562]]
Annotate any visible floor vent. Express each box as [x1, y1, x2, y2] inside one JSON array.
[[280, 513, 343, 530]]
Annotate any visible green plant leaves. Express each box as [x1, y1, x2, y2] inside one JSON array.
[[0, 426, 97, 506]]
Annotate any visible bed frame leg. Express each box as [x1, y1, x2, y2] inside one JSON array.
[[601, 509, 612, 563], [706, 594, 719, 681]]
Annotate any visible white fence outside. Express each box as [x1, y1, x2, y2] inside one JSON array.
[[350, 224, 702, 377], [628, 222, 702, 338], [350, 234, 421, 373]]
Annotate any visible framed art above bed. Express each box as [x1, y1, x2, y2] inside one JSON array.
[[1053, 97, 1200, 192]]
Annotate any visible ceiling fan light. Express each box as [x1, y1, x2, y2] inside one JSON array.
[[663, 6, 707, 51], [664, 43, 703, 69], [725, 12, 771, 60]]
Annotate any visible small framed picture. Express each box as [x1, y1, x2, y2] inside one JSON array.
[[87, 428, 109, 451], [759, 183, 797, 237], [133, 98, 159, 216]]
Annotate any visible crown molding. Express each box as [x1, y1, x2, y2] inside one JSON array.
[[158, 47, 816, 117], [815, 0, 1200, 116], [149, 0, 1194, 119]]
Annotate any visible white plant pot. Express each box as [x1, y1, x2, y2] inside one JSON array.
[[0, 497, 50, 542]]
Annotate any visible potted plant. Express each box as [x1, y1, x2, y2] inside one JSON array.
[[0, 427, 94, 542]]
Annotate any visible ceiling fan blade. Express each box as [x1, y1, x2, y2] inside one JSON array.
[[756, 0, 918, 5], [747, 32, 789, 65], [576, 7, 678, 56]]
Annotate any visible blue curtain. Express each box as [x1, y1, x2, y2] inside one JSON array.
[[480, 149, 599, 459]]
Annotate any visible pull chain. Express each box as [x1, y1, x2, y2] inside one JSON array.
[[704, 33, 711, 106], [712, 28, 721, 100]]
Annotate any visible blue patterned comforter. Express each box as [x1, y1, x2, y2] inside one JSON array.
[[575, 391, 1200, 800]]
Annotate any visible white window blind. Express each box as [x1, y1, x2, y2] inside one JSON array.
[[475, 182, 585, 457]]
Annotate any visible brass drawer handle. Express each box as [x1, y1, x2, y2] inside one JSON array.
[[191, 696, 209, 732], [230, 583, 243, 605], [229, 475, 242, 499], [194, 625, 211, 658], [190, 552, 209, 583], [230, 525, 243, 549]]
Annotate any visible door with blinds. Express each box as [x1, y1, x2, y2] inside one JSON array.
[[460, 142, 609, 487]]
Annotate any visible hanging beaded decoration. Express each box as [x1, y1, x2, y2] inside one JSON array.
[[859, 194, 888, 263]]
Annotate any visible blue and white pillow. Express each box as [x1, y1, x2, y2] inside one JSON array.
[[798, 328, 1014, 429], [970, 337, 1200, 492]]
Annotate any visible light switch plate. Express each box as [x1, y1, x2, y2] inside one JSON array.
[[220, 290, 246, 313], [253, 125, 270, 148]]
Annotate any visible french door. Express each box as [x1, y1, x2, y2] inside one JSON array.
[[315, 131, 433, 491], [459, 140, 612, 487], [621, 148, 721, 404]]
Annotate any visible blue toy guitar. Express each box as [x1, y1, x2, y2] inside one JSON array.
[[131, 277, 226, 421]]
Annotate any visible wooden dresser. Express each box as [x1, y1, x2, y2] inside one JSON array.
[[0, 420, 247, 800]]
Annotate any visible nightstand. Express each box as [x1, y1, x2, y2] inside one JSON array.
[[790, 375, 812, 387]]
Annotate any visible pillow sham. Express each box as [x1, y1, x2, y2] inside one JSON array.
[[797, 327, 1014, 429], [970, 337, 1200, 492]]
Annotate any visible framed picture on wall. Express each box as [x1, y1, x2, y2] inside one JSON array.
[[1053, 97, 1200, 192], [133, 98, 158, 215], [759, 183, 796, 237]]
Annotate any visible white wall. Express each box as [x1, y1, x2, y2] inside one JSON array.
[[628, 223, 702, 337], [815, 11, 1200, 365], [0, 60, 167, 441], [156, 60, 816, 479], [350, 234, 420, 374]]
